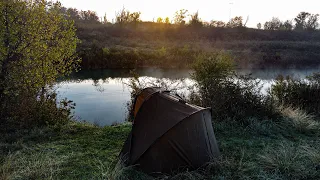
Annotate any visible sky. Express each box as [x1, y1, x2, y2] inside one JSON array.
[[58, 0, 320, 28]]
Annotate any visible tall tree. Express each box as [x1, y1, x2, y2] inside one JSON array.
[[164, 17, 170, 24], [210, 20, 226, 28], [227, 16, 243, 28], [264, 17, 282, 30], [257, 23, 262, 29], [157, 17, 163, 23], [174, 9, 188, 25], [306, 14, 319, 31], [294, 12, 311, 31], [0, 0, 80, 120], [189, 11, 203, 27], [282, 20, 293, 30]]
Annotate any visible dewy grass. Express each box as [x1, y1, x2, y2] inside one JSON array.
[[0, 151, 64, 180], [279, 106, 320, 133], [1, 117, 320, 179]]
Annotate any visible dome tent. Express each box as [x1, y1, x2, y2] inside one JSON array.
[[120, 87, 220, 173]]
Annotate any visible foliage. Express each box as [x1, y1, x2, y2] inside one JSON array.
[[174, 9, 188, 25], [189, 11, 203, 27], [257, 22, 262, 29], [0, 0, 80, 127], [156, 17, 163, 23], [270, 73, 320, 117], [191, 52, 275, 122], [210, 20, 226, 27], [264, 17, 282, 30], [294, 12, 319, 31], [227, 16, 244, 28], [115, 7, 141, 26]]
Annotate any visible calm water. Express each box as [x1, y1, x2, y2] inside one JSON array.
[[56, 68, 319, 126]]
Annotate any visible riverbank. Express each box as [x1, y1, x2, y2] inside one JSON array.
[[1, 109, 320, 179], [76, 22, 320, 70]]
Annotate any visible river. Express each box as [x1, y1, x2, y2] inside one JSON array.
[[56, 68, 319, 126]]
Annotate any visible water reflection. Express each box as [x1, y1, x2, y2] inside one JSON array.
[[56, 68, 319, 126]]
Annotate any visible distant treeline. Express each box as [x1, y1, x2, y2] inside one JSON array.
[[59, 7, 320, 69]]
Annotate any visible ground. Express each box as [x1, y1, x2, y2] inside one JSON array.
[[1, 110, 320, 179]]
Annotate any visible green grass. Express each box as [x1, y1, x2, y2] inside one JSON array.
[[1, 115, 320, 179], [0, 122, 131, 180]]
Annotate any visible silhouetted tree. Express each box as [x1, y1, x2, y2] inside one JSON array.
[[306, 14, 319, 31], [102, 13, 109, 24], [210, 20, 226, 28], [281, 20, 293, 30], [294, 12, 311, 31], [227, 16, 243, 28], [294, 12, 319, 31], [174, 9, 188, 25], [165, 17, 170, 24], [157, 17, 163, 23], [115, 7, 130, 25], [264, 17, 281, 30], [129, 12, 141, 23], [115, 7, 141, 26], [189, 11, 203, 27], [257, 23, 262, 29], [79, 10, 99, 23]]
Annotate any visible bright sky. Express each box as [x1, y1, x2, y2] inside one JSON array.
[[58, 0, 319, 28]]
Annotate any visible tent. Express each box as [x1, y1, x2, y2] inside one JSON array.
[[120, 87, 220, 173]]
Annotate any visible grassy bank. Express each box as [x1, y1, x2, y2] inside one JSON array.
[[1, 108, 320, 179]]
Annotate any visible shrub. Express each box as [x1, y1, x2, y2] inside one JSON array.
[[270, 73, 320, 116], [191, 52, 276, 122]]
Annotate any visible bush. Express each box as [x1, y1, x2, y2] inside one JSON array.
[[2, 90, 75, 130], [191, 52, 276, 122], [271, 73, 320, 116]]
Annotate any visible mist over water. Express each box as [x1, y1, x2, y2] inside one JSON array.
[[56, 68, 319, 126]]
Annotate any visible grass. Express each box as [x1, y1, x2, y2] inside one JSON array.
[[0, 122, 131, 180], [1, 113, 319, 179]]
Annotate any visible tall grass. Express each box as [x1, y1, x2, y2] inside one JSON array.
[[258, 142, 320, 179], [0, 151, 63, 180], [271, 73, 320, 117], [279, 106, 320, 133]]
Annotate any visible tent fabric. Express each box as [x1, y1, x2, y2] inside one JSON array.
[[133, 87, 160, 118], [120, 88, 220, 173]]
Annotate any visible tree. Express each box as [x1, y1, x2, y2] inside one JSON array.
[[294, 12, 311, 31], [0, 0, 80, 121], [79, 10, 100, 23], [129, 11, 141, 24], [306, 14, 319, 31], [102, 13, 109, 24], [115, 7, 141, 26], [257, 23, 262, 29], [115, 7, 130, 25], [281, 20, 293, 31], [227, 16, 243, 28], [157, 17, 163, 23], [210, 20, 226, 28], [66, 8, 80, 21], [189, 11, 203, 27], [174, 9, 188, 25], [294, 12, 319, 31], [165, 17, 170, 24], [264, 17, 282, 30]]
